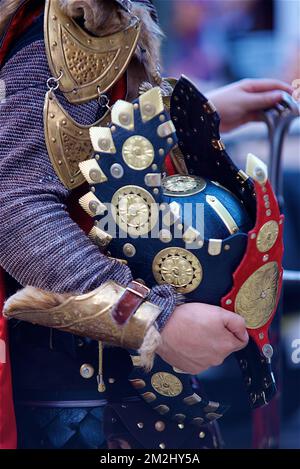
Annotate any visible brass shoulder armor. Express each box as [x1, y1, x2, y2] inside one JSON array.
[[44, 0, 141, 104], [44, 90, 111, 189]]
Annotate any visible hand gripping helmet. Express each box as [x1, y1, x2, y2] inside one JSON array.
[[79, 76, 283, 425]]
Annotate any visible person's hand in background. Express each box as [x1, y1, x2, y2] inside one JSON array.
[[157, 302, 249, 374], [207, 78, 293, 132]]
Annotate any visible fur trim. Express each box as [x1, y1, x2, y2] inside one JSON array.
[[3, 285, 72, 317], [138, 325, 161, 371], [0, 0, 24, 38]]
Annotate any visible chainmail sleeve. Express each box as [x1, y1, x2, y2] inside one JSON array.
[[0, 40, 178, 328]]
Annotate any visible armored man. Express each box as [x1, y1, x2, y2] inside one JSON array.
[[0, 0, 290, 449]]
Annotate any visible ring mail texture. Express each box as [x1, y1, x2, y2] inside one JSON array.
[[4, 281, 160, 350], [0, 35, 177, 325]]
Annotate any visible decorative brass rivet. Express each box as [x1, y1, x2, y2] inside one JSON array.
[[134, 103, 139, 110], [224, 244, 230, 251], [52, 41, 57, 47], [159, 443, 166, 449], [88, 201, 99, 214], [152, 164, 158, 171], [119, 112, 131, 125], [50, 113, 55, 119], [137, 422, 144, 429], [110, 163, 124, 179], [226, 299, 232, 305], [199, 431, 206, 439], [58, 160, 62, 165], [108, 378, 115, 384], [62, 120, 67, 126], [80, 363, 94, 379], [178, 423, 184, 429], [111, 126, 116, 133], [52, 15, 57, 20], [167, 137, 173, 145], [98, 138, 110, 151], [263, 254, 269, 262], [254, 167, 265, 181], [155, 421, 165, 432], [143, 102, 155, 117], [123, 243, 136, 257], [251, 233, 257, 239], [159, 114, 166, 122], [159, 229, 172, 243], [89, 169, 102, 182], [266, 209, 272, 216], [159, 149, 164, 156], [51, 137, 56, 143], [153, 188, 159, 195]]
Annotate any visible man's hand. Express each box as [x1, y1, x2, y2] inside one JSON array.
[[157, 302, 249, 374], [207, 78, 293, 132]]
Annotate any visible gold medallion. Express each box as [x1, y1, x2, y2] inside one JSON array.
[[256, 221, 279, 253], [162, 175, 206, 197], [151, 372, 183, 397], [122, 136, 155, 170], [111, 186, 158, 236], [152, 247, 203, 294], [234, 261, 279, 329]]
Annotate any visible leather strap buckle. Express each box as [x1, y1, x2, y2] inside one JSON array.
[[111, 281, 150, 325]]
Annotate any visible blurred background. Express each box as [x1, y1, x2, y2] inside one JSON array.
[[154, 0, 300, 449]]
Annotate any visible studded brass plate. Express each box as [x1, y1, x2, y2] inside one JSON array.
[[44, 91, 110, 189], [44, 0, 141, 103], [235, 261, 279, 329], [162, 175, 206, 197], [111, 185, 159, 236], [152, 247, 203, 293], [256, 220, 279, 253], [151, 372, 183, 397]]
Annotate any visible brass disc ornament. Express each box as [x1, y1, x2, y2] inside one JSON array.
[[162, 175, 207, 197], [111, 185, 158, 236], [152, 247, 203, 293], [256, 220, 279, 253], [151, 372, 183, 397], [122, 135, 154, 170], [234, 261, 279, 329]]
